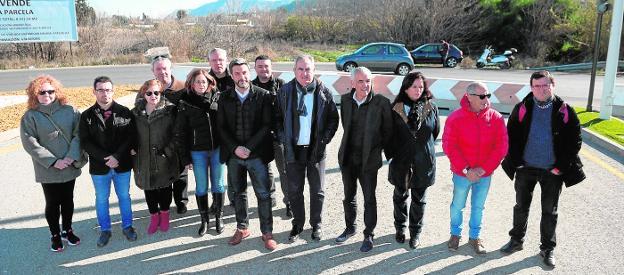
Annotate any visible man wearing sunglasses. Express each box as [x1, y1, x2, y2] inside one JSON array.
[[442, 81, 508, 255], [500, 71, 585, 268], [149, 56, 189, 215]]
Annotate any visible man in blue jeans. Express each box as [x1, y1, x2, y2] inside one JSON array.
[[79, 76, 137, 247], [442, 82, 508, 254]]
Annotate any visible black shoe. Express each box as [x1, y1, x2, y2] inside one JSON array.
[[122, 226, 138, 241], [395, 231, 406, 244], [360, 236, 373, 252], [97, 231, 112, 247], [335, 228, 356, 244], [500, 239, 524, 254], [285, 204, 293, 218], [50, 234, 63, 252], [61, 229, 80, 246], [288, 226, 303, 243], [176, 203, 188, 214], [311, 226, 322, 242], [540, 250, 556, 268], [409, 237, 420, 249]]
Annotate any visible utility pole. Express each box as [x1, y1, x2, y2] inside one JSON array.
[[587, 0, 610, 112], [600, 0, 623, 119]]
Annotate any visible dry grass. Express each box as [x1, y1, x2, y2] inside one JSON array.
[[0, 85, 138, 132]]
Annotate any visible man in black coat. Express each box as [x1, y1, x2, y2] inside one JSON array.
[[276, 55, 339, 243], [150, 56, 189, 214], [217, 58, 277, 251], [208, 47, 236, 210], [79, 76, 137, 247], [335, 67, 392, 252], [500, 70, 585, 268], [252, 54, 291, 218]]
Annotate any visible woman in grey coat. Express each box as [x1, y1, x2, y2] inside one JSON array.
[[20, 75, 82, 252], [131, 79, 180, 235]]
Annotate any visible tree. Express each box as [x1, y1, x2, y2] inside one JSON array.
[[75, 0, 96, 26], [176, 10, 188, 21]]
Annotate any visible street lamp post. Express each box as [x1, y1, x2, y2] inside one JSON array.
[[587, 0, 610, 112]]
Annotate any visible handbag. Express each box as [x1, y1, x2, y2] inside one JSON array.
[[42, 113, 89, 168]]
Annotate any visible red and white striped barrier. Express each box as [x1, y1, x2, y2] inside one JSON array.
[[174, 68, 531, 113]]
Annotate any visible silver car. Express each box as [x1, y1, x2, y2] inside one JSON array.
[[335, 42, 415, 76]]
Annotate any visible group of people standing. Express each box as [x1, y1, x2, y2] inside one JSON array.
[[20, 47, 584, 268]]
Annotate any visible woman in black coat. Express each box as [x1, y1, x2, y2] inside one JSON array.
[[175, 69, 226, 235], [131, 79, 180, 235], [387, 71, 440, 249]]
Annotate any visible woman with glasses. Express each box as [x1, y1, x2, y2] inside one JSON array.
[[175, 69, 226, 236], [386, 71, 439, 250], [20, 75, 82, 252], [442, 81, 507, 254], [131, 79, 180, 235]]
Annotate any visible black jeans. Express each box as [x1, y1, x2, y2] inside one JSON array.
[[269, 141, 289, 205], [509, 167, 563, 252], [41, 180, 76, 235], [145, 186, 173, 214], [227, 157, 273, 234], [172, 168, 188, 206], [341, 163, 378, 238], [393, 185, 428, 238], [286, 147, 325, 230]]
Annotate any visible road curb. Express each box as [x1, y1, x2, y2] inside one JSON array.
[[581, 127, 624, 161]]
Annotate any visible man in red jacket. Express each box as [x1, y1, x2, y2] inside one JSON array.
[[442, 81, 508, 255]]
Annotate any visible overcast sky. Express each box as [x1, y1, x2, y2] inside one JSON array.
[[89, 0, 215, 18]]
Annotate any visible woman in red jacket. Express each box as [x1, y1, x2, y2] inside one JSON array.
[[442, 81, 508, 255]]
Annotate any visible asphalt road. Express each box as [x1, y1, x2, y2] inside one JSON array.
[[0, 94, 623, 274], [1, 63, 621, 109]]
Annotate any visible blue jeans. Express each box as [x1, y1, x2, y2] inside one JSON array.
[[191, 149, 225, 195], [91, 170, 133, 231], [227, 157, 273, 234], [450, 174, 491, 239]]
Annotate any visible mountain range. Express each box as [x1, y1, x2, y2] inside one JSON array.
[[188, 0, 296, 16]]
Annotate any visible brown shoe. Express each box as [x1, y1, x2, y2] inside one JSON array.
[[228, 228, 250, 245], [448, 235, 461, 251], [262, 233, 278, 251], [469, 238, 487, 254]]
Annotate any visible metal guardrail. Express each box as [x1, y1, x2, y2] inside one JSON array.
[[530, 61, 624, 72]]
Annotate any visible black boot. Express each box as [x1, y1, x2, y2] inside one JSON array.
[[214, 193, 225, 234], [196, 195, 209, 236], [208, 193, 216, 215]]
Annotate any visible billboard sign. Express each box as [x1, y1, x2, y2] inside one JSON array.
[[0, 0, 78, 43]]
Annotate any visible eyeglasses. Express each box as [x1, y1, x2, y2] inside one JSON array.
[[38, 90, 55, 95], [194, 80, 211, 85], [145, 91, 160, 96], [96, 89, 113, 93], [532, 84, 551, 89], [152, 54, 169, 61], [469, 93, 492, 100]]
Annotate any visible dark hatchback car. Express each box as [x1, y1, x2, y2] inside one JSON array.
[[410, 43, 464, 68], [335, 42, 415, 76]]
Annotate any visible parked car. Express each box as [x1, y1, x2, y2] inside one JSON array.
[[335, 42, 415, 76], [410, 43, 464, 68]]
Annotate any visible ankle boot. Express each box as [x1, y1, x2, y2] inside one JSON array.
[[196, 195, 210, 236], [159, 210, 170, 232], [147, 213, 159, 235], [214, 193, 225, 234]]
